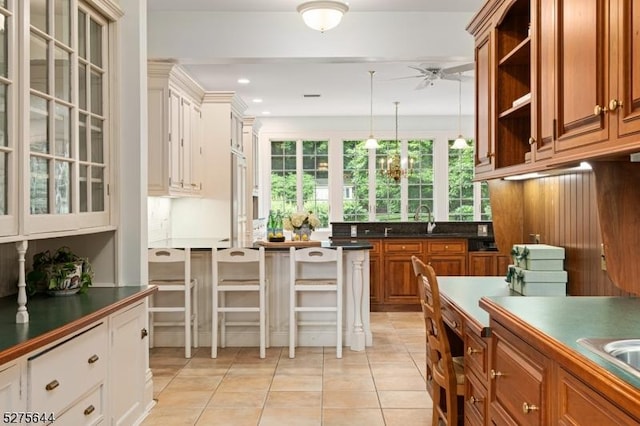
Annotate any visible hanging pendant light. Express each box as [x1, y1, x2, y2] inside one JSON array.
[[379, 102, 413, 183], [452, 74, 470, 149], [297, 1, 349, 32], [364, 71, 380, 149]]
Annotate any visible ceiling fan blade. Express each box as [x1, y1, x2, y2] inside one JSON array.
[[441, 74, 474, 82], [441, 62, 474, 75], [387, 75, 424, 81]]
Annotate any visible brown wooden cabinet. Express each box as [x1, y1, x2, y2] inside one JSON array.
[[489, 321, 549, 425], [382, 239, 425, 308], [468, 251, 511, 276], [469, 0, 640, 179], [425, 239, 468, 276], [554, 0, 640, 160]]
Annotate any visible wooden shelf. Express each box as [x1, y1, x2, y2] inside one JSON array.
[[499, 37, 531, 67], [499, 99, 531, 119]]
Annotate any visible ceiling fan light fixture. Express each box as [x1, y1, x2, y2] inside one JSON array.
[[297, 1, 349, 32]]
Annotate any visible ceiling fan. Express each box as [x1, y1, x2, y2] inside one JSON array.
[[391, 62, 475, 90]]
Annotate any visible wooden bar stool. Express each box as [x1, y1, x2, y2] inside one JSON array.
[[289, 246, 343, 359], [212, 247, 267, 358], [148, 248, 198, 359], [420, 263, 465, 426]]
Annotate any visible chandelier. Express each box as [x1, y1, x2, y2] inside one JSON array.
[[297, 1, 349, 32], [379, 102, 413, 183]]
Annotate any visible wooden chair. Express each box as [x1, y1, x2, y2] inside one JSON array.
[[212, 247, 268, 358], [420, 263, 465, 426], [148, 248, 198, 359], [289, 246, 343, 359], [411, 255, 433, 387]]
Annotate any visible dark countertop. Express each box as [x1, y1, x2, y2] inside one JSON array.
[[0, 286, 156, 365], [333, 232, 495, 240], [255, 240, 373, 251], [481, 296, 640, 389]]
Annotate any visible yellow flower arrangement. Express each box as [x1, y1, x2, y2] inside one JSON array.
[[283, 211, 321, 231]]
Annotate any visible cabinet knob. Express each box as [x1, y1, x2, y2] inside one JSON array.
[[84, 405, 96, 416], [45, 379, 60, 391], [490, 369, 504, 379], [522, 402, 539, 414], [88, 354, 99, 364], [469, 395, 483, 404], [609, 99, 623, 111], [486, 151, 494, 158], [594, 104, 609, 115], [141, 328, 149, 339], [451, 320, 459, 329], [467, 346, 480, 355], [528, 137, 536, 145]]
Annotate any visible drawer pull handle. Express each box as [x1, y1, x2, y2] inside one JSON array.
[[88, 354, 99, 364], [141, 328, 149, 339], [45, 380, 60, 391], [84, 405, 95, 416], [490, 369, 504, 379], [467, 347, 481, 355], [522, 402, 539, 414], [469, 396, 483, 404]]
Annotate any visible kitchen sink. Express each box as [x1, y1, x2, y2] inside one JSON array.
[[577, 338, 640, 379]]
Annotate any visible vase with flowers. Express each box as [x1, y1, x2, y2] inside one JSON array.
[[283, 211, 321, 241]]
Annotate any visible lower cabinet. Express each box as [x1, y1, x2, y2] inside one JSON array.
[[468, 251, 511, 276], [0, 363, 23, 417], [382, 239, 425, 308], [0, 300, 149, 426], [489, 321, 549, 425], [110, 302, 147, 426]]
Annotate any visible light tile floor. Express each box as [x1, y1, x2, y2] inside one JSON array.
[[142, 312, 432, 426]]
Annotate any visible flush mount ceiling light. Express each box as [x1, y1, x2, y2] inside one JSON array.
[[364, 71, 379, 149], [452, 74, 470, 149], [297, 1, 349, 32]]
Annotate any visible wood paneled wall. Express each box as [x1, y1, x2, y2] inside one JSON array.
[[490, 171, 632, 296]]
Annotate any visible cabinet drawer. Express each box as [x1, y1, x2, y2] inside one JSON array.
[[427, 240, 466, 254], [28, 323, 108, 414], [440, 302, 463, 335], [368, 239, 381, 254], [465, 369, 488, 426], [465, 327, 489, 381], [491, 327, 545, 426], [53, 385, 104, 426], [383, 240, 424, 253]]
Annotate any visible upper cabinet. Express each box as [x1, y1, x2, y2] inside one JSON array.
[[554, 0, 640, 161], [468, 0, 640, 179], [147, 62, 204, 197]]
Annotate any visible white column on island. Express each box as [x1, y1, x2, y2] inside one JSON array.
[[16, 240, 29, 323], [350, 250, 366, 351]]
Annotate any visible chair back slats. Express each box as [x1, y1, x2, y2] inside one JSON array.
[[149, 248, 187, 263]]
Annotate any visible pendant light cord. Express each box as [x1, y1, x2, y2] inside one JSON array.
[[369, 71, 375, 135], [458, 73, 462, 135]]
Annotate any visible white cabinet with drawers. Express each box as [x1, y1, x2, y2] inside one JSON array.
[[0, 363, 23, 417]]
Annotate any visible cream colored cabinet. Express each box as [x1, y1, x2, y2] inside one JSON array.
[[201, 92, 248, 240], [0, 363, 23, 419], [110, 302, 147, 426], [28, 322, 108, 421], [148, 62, 204, 197]]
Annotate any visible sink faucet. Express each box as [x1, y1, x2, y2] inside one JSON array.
[[414, 204, 432, 222], [414, 204, 436, 234], [384, 227, 392, 237]]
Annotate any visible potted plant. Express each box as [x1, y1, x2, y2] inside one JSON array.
[[26, 246, 94, 296]]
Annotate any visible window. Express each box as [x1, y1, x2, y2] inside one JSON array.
[[342, 140, 368, 221], [448, 139, 474, 221], [270, 140, 296, 214], [28, 0, 108, 218], [302, 140, 329, 226], [407, 139, 434, 220]]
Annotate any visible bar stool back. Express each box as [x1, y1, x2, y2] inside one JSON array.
[[289, 246, 343, 359], [421, 263, 465, 425], [148, 248, 198, 359], [212, 247, 267, 358]]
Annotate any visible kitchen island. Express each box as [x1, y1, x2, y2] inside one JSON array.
[[436, 276, 640, 424], [149, 239, 373, 351]]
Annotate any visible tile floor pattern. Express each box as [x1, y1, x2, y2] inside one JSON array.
[[142, 312, 432, 426]]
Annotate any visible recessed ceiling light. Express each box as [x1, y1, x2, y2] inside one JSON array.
[[252, 98, 263, 103], [262, 111, 271, 115], [237, 78, 250, 84]]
